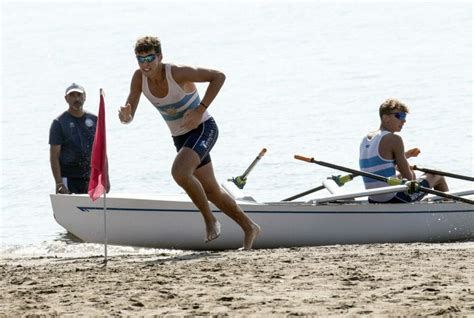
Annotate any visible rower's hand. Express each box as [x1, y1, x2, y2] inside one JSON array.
[[181, 108, 203, 130], [405, 147, 420, 159], [119, 103, 133, 124]]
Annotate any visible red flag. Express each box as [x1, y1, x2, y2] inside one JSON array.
[[88, 89, 108, 201]]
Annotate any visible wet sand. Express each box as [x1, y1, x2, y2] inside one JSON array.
[[1, 243, 473, 316]]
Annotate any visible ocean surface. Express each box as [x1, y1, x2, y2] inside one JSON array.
[[1, 0, 473, 256]]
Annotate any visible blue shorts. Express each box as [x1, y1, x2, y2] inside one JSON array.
[[369, 179, 430, 203], [172, 117, 219, 169]]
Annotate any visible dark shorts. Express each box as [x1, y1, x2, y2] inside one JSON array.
[[172, 117, 219, 169], [64, 177, 89, 194], [369, 179, 430, 203]]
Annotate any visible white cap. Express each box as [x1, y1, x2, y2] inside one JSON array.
[[65, 83, 85, 96]]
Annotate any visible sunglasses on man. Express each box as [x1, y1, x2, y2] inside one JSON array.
[[136, 53, 157, 64], [389, 112, 407, 120]]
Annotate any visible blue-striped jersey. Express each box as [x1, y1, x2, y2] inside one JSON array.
[[142, 64, 210, 136], [359, 130, 397, 202]]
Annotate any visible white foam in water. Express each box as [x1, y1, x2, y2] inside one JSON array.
[[0, 241, 186, 259]]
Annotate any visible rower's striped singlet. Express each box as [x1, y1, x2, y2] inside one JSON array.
[[142, 63, 210, 136], [359, 130, 397, 202]]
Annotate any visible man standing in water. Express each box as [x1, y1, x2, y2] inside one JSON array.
[[118, 36, 260, 249]]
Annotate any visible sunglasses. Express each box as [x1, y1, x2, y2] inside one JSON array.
[[136, 54, 157, 64], [389, 112, 407, 120]]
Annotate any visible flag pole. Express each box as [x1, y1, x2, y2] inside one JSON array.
[[100, 88, 108, 266], [103, 191, 108, 265], [88, 87, 109, 267]]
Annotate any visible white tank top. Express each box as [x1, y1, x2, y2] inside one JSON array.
[[359, 130, 397, 202], [142, 64, 210, 136]]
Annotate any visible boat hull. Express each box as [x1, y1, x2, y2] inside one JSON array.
[[50, 193, 474, 250]]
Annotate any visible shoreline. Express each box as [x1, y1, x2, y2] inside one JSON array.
[[1, 243, 473, 316]]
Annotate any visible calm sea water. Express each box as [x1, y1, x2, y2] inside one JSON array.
[[1, 0, 472, 255]]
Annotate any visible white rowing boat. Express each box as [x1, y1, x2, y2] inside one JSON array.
[[50, 180, 474, 250]]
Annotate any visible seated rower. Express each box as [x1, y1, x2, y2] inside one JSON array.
[[359, 98, 448, 203]]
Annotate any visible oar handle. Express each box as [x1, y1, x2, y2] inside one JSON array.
[[258, 148, 267, 157], [231, 148, 267, 189], [294, 155, 313, 162], [241, 148, 267, 179], [412, 165, 474, 182]]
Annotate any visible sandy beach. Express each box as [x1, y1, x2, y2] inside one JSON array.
[[1, 243, 473, 316]]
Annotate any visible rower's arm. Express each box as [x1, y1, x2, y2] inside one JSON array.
[[392, 136, 416, 180], [172, 65, 225, 111], [119, 70, 142, 124]]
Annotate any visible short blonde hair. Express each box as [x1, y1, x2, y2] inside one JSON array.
[[379, 98, 409, 118]]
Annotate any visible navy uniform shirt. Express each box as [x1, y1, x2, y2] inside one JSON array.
[[49, 111, 97, 178]]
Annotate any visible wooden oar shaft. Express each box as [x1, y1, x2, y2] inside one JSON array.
[[241, 148, 267, 179], [412, 165, 474, 182], [282, 185, 325, 202]]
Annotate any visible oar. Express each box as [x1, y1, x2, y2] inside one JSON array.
[[282, 185, 325, 202], [294, 155, 474, 205], [282, 174, 356, 201], [230, 148, 267, 189], [412, 165, 474, 182]]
